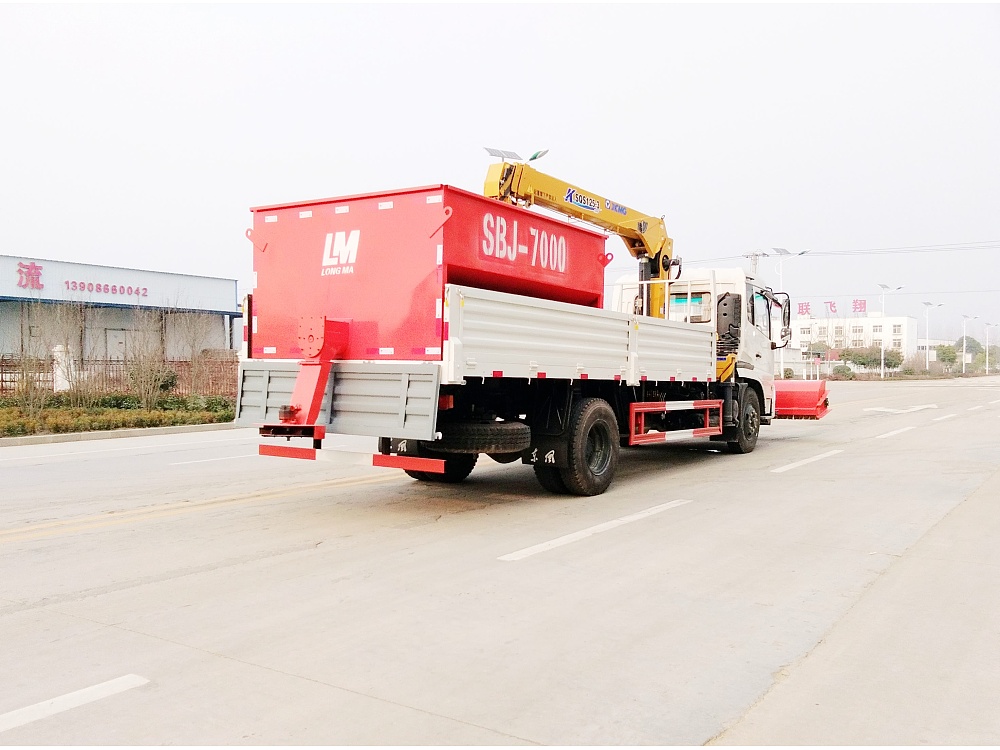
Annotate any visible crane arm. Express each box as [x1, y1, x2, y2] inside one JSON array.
[[484, 161, 674, 267]]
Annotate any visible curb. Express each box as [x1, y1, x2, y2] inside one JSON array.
[[0, 421, 243, 448]]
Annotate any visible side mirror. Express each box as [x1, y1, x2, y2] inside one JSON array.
[[763, 291, 792, 348]]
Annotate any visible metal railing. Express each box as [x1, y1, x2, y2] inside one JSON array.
[[0, 355, 239, 398]]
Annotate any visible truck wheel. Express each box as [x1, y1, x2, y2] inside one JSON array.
[[727, 388, 760, 454], [487, 452, 522, 464], [561, 398, 619, 496], [404, 447, 478, 483], [534, 464, 569, 494], [434, 421, 531, 454]]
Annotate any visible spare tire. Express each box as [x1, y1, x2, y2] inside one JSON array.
[[434, 421, 531, 454]]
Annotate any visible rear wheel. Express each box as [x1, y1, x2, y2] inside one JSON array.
[[534, 464, 569, 494], [727, 387, 760, 454], [404, 446, 478, 483], [560, 398, 619, 496], [434, 421, 531, 454]]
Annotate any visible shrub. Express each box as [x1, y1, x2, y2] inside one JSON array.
[[830, 364, 856, 381]]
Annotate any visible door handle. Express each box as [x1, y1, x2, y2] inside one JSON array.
[[756, 353, 762, 358]]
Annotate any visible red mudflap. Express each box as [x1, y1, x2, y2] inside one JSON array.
[[774, 380, 831, 419]]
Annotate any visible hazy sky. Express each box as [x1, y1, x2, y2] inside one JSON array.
[[2, 4, 998, 341]]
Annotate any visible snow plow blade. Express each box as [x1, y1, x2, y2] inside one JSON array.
[[774, 380, 830, 420]]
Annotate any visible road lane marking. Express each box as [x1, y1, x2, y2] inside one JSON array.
[[874, 426, 917, 440], [932, 414, 957, 422], [968, 405, 985, 411], [170, 454, 258, 465], [771, 450, 844, 474], [863, 404, 936, 414], [0, 436, 253, 462], [0, 674, 148, 733], [498, 499, 692, 561], [0, 474, 404, 545], [991, 398, 1000, 405]]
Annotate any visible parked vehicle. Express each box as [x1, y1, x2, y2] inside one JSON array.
[[236, 157, 828, 495]]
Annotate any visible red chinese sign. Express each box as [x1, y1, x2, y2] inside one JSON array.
[[16, 262, 44, 290]]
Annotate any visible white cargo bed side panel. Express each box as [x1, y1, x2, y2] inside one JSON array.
[[445, 285, 631, 382], [632, 317, 715, 383]]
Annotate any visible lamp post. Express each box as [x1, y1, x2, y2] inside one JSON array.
[[877, 283, 903, 379], [985, 322, 997, 375], [962, 314, 979, 374], [772, 248, 810, 379], [922, 302, 944, 371]]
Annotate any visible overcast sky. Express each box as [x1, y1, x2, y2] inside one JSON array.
[[2, 4, 998, 341]]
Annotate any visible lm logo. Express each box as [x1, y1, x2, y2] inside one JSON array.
[[322, 230, 359, 276]]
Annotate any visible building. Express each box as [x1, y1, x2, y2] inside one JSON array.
[[790, 313, 919, 356], [1, 255, 240, 392]]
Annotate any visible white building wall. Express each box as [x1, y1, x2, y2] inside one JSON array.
[[0, 303, 232, 360], [791, 314, 920, 357], [0, 301, 21, 356]]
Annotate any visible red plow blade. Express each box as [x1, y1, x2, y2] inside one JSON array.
[[774, 380, 830, 420]]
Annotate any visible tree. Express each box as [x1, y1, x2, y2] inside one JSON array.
[[884, 348, 903, 370], [127, 309, 175, 409], [936, 345, 957, 373], [169, 311, 217, 395], [955, 336, 983, 356]]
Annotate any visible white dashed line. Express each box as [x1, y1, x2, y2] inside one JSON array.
[[499, 499, 692, 561], [874, 426, 917, 440], [0, 674, 149, 733], [932, 414, 957, 422], [771, 449, 844, 474], [968, 405, 985, 411], [170, 454, 258, 466]]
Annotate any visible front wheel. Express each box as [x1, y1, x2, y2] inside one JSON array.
[[727, 387, 760, 454], [560, 398, 620, 496]]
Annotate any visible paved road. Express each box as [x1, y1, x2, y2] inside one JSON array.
[[2, 378, 999, 744]]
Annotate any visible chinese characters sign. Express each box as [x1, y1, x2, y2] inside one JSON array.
[[798, 299, 870, 316], [16, 262, 43, 290], [1, 255, 237, 313]]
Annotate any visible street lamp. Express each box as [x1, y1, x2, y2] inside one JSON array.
[[772, 248, 810, 379], [962, 314, 979, 374], [878, 283, 903, 379], [922, 302, 944, 371], [985, 322, 997, 375]]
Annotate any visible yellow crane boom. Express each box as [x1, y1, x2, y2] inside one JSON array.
[[484, 159, 678, 317]]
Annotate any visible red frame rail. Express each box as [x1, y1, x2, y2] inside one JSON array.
[[629, 399, 723, 446]]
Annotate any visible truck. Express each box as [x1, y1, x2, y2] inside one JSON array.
[[236, 155, 829, 495]]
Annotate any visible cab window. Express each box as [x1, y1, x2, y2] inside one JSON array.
[[752, 288, 770, 336]]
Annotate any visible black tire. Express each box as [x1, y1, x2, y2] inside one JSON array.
[[426, 452, 478, 483], [727, 387, 761, 454], [404, 447, 478, 483], [560, 398, 620, 496], [434, 421, 531, 454], [487, 451, 522, 464], [534, 464, 569, 494]]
